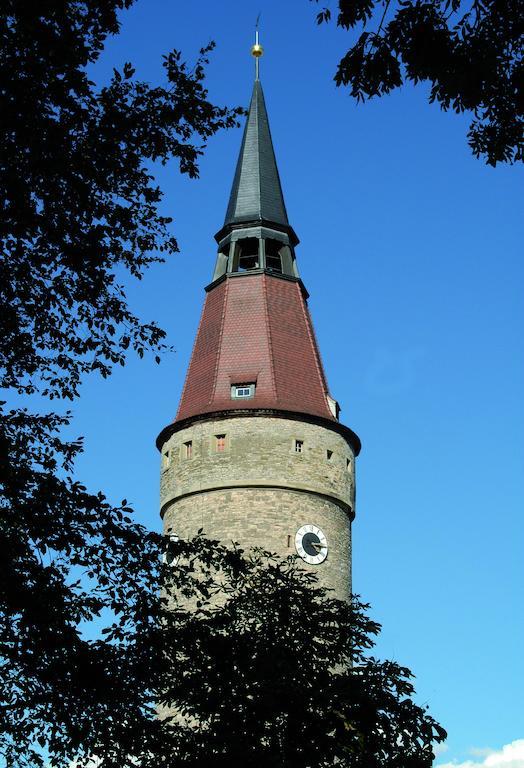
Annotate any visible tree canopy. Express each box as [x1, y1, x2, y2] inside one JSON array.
[[18, 538, 444, 768], [314, 0, 523, 165], [0, 2, 240, 764], [1, 1, 241, 400], [153, 547, 446, 768]]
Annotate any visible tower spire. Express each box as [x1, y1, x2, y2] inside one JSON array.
[[219, 32, 295, 240], [221, 78, 290, 232], [211, 40, 299, 283]]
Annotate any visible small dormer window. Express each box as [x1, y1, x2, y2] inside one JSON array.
[[231, 383, 255, 399]]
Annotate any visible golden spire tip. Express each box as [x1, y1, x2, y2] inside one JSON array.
[[251, 15, 263, 78]]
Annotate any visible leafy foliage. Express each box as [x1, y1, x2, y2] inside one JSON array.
[[313, 0, 523, 164], [57, 543, 445, 768], [155, 549, 446, 768], [0, 404, 162, 766], [1, 1, 241, 399], [0, 2, 241, 764], [3, 532, 445, 767]]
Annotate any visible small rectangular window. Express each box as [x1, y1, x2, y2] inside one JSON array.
[[327, 450, 333, 460], [231, 383, 255, 399], [346, 458, 351, 472], [162, 450, 170, 470], [215, 434, 226, 452], [184, 441, 192, 459], [294, 440, 303, 454]]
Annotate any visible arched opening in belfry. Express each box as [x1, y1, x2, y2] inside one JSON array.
[[213, 245, 229, 279], [264, 238, 283, 274], [232, 238, 260, 272]]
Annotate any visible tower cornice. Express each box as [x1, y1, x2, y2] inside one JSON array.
[[204, 269, 310, 300], [214, 218, 299, 248], [156, 407, 361, 456]]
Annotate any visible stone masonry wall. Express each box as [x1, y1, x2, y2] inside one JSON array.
[[163, 487, 352, 600], [160, 415, 356, 600]]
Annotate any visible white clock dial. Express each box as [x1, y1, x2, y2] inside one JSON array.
[[295, 524, 328, 565]]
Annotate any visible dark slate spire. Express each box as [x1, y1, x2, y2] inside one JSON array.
[[224, 79, 289, 230]]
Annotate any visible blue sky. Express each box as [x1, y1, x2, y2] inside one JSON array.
[[69, 0, 524, 764]]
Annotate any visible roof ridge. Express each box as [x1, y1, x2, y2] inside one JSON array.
[[296, 284, 331, 413], [256, 82, 262, 226], [175, 290, 209, 422], [209, 277, 229, 405], [262, 274, 278, 402]]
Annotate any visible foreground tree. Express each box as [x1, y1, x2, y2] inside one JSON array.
[[313, 0, 523, 165], [1, 2, 241, 398], [157, 548, 446, 768], [68, 540, 446, 768], [0, 2, 240, 764]]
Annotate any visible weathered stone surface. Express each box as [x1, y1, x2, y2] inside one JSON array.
[[160, 415, 355, 600]]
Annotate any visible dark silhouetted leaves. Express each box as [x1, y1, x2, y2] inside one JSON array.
[[0, 2, 241, 765], [141, 546, 446, 768], [314, 0, 523, 164]]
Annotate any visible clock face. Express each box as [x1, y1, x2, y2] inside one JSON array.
[[295, 525, 328, 565]]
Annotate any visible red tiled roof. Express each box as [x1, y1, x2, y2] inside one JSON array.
[[175, 273, 335, 423]]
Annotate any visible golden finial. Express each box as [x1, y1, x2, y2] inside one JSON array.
[[251, 15, 263, 79]]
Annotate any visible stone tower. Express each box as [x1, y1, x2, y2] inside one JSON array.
[[157, 59, 360, 601]]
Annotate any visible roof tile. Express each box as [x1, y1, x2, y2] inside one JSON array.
[[175, 274, 334, 423]]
